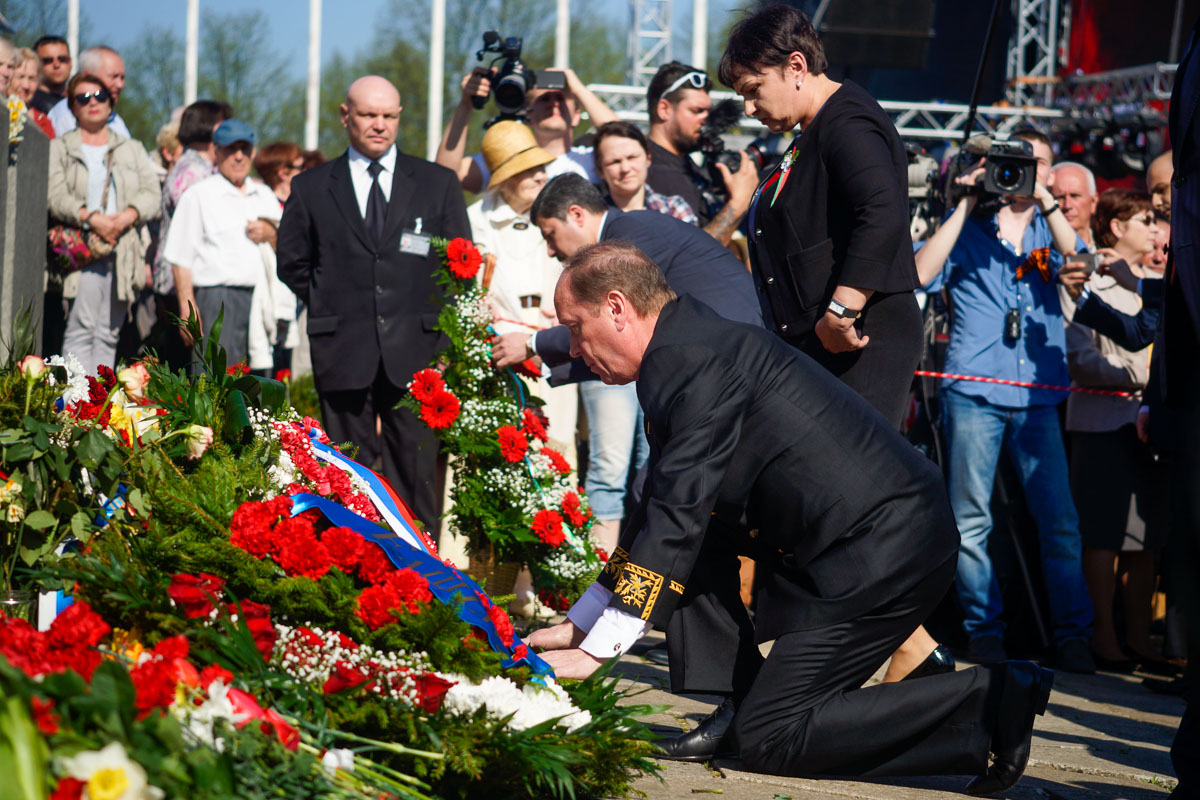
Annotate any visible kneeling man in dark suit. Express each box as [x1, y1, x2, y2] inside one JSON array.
[[531, 241, 1054, 795]]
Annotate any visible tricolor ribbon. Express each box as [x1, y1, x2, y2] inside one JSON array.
[[288, 492, 552, 677]]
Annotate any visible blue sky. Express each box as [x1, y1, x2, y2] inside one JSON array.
[[79, 0, 742, 81]]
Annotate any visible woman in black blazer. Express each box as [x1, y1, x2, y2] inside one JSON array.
[[718, 4, 923, 431], [718, 4, 943, 685]]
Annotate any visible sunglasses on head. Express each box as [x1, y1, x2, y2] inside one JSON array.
[[662, 70, 709, 97], [73, 89, 111, 106]]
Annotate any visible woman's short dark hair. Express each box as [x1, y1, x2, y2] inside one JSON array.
[[1093, 188, 1153, 249], [178, 100, 233, 148], [717, 4, 828, 88], [592, 121, 650, 171], [67, 73, 112, 111], [254, 141, 303, 188], [530, 174, 609, 223]]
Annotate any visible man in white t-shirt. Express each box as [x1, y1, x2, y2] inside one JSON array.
[[162, 119, 281, 369], [436, 67, 617, 193]]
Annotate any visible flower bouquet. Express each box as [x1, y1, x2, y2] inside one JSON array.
[[401, 239, 604, 603]]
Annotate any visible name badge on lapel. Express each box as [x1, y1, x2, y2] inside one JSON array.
[[400, 229, 432, 257]]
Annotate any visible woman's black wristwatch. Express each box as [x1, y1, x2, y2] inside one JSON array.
[[827, 298, 861, 320]]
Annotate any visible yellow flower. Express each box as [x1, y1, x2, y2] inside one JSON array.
[[89, 767, 131, 800], [61, 741, 164, 800]]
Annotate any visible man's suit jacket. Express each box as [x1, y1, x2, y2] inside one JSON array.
[[1147, 17, 1200, 447], [596, 296, 959, 642], [537, 208, 763, 366], [277, 149, 471, 393], [1074, 278, 1163, 352]]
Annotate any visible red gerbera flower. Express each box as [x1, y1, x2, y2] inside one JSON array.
[[521, 406, 549, 442], [531, 509, 566, 546], [445, 237, 482, 280], [497, 425, 528, 463], [420, 388, 460, 429], [409, 368, 445, 404], [541, 447, 571, 475], [562, 491, 589, 527]]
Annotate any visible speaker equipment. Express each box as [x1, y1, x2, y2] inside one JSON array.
[[815, 0, 938, 71]]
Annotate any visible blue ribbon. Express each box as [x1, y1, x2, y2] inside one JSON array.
[[287, 493, 552, 677]]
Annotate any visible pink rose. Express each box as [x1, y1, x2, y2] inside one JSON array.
[[117, 363, 151, 401], [18, 355, 46, 379], [185, 425, 214, 460]]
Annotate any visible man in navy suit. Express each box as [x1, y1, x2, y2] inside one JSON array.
[[1142, 17, 1200, 798], [492, 174, 761, 557]]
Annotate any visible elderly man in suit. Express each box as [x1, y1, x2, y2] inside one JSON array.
[[531, 241, 1054, 795], [492, 173, 762, 554], [1140, 16, 1200, 798], [277, 76, 471, 527]]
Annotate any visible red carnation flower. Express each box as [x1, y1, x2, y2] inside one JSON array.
[[357, 542, 397, 585], [50, 778, 85, 800], [521, 406, 549, 442], [487, 603, 514, 647], [498, 425, 528, 463], [167, 573, 226, 618], [562, 491, 588, 527], [531, 509, 566, 547], [445, 237, 482, 280], [31, 697, 59, 735], [511, 643, 531, 662], [409, 368, 446, 404], [200, 664, 234, 688], [226, 361, 250, 376], [130, 657, 181, 715], [356, 568, 432, 629], [46, 601, 110, 652], [321, 527, 364, 574], [541, 447, 571, 475]]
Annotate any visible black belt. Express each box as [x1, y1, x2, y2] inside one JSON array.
[[519, 294, 541, 309]]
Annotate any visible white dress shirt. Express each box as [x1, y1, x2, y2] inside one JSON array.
[[347, 144, 396, 218], [568, 583, 652, 658], [161, 174, 282, 288]]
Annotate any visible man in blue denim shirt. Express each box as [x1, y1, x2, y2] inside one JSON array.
[[922, 129, 1096, 673]]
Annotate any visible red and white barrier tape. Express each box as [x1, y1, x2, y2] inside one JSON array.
[[914, 370, 1136, 398]]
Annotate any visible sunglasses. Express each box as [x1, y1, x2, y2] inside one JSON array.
[[662, 70, 709, 97], [44, 55, 71, 64], [73, 89, 111, 106]]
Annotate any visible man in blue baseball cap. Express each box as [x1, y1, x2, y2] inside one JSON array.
[[162, 118, 283, 369]]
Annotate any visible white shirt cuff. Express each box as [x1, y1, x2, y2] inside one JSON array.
[[527, 331, 540, 358], [579, 606, 652, 659], [1078, 285, 1092, 307], [565, 583, 611, 632]]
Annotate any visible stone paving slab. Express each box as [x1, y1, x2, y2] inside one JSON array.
[[606, 631, 1183, 799]]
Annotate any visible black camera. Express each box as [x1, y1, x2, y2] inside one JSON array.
[[695, 99, 787, 214], [473, 31, 536, 118], [981, 139, 1037, 197]]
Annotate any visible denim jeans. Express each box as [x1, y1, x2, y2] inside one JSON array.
[[940, 389, 1092, 645], [579, 381, 650, 521]]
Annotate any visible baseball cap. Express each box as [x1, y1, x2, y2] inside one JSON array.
[[213, 119, 256, 147]]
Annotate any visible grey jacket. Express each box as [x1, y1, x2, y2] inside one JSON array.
[[48, 128, 160, 302], [1065, 274, 1149, 433]]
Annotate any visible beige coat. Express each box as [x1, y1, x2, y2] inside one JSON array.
[[48, 128, 161, 303], [1063, 274, 1150, 433]]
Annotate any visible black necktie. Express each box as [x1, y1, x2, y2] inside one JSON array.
[[365, 160, 387, 244]]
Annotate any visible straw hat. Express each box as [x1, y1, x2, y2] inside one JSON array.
[[482, 121, 556, 190]]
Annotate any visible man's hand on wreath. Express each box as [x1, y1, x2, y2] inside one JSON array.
[[492, 332, 531, 368], [540, 648, 604, 679], [527, 619, 586, 651]]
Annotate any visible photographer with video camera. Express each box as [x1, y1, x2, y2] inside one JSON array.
[[436, 32, 618, 194], [645, 62, 760, 245], [914, 128, 1098, 673]]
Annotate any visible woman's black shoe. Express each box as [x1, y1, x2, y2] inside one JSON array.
[[902, 644, 956, 681], [655, 698, 737, 762], [965, 661, 1054, 797]]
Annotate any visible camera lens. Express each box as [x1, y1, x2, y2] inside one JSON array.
[[494, 75, 527, 112], [995, 163, 1021, 191]]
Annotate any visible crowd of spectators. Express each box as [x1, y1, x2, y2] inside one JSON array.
[[5, 24, 1190, 693]]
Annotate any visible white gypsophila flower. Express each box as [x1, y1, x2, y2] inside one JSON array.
[[441, 675, 590, 732], [46, 353, 89, 407], [60, 741, 165, 800]]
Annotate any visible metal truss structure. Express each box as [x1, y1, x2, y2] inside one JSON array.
[[628, 0, 673, 88], [1006, 0, 1066, 107], [1059, 62, 1177, 117]]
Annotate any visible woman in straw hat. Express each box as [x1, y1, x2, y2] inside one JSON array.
[[466, 121, 581, 615]]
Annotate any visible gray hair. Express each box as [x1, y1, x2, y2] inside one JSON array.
[[1052, 161, 1097, 196], [78, 45, 120, 75]]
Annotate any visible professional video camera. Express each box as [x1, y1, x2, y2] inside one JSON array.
[[906, 142, 939, 240], [947, 136, 1038, 212], [473, 31, 537, 119], [695, 98, 789, 212]]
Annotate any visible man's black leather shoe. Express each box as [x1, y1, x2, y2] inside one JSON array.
[[902, 644, 956, 681], [656, 698, 737, 762], [965, 661, 1054, 796]]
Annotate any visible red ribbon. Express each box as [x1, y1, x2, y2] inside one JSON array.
[[914, 370, 1136, 398]]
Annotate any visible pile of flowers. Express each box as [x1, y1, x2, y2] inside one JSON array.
[[402, 239, 605, 603]]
